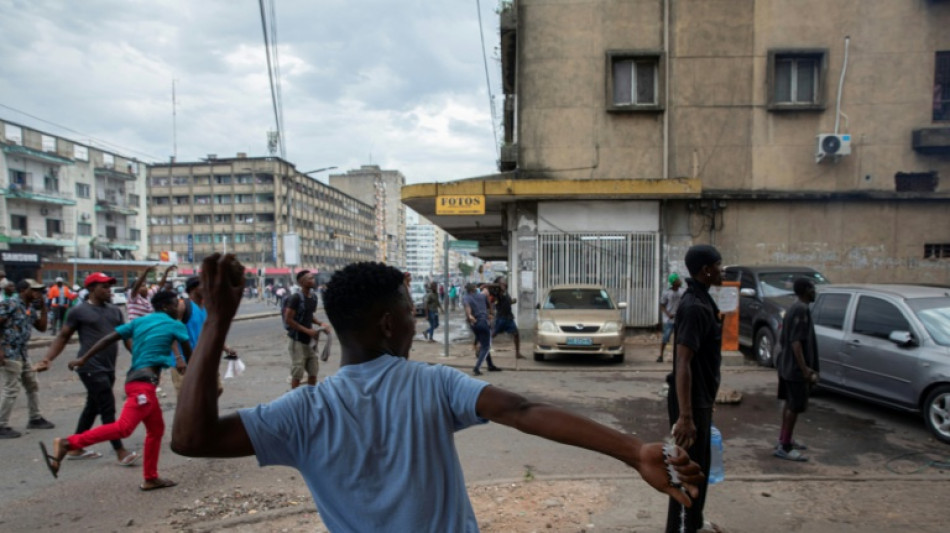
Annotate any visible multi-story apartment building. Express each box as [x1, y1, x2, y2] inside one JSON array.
[[404, 0, 950, 329], [329, 165, 407, 268], [0, 119, 149, 284], [147, 155, 376, 285], [406, 218, 457, 280]]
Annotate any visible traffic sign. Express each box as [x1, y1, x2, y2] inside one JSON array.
[[449, 240, 479, 253]]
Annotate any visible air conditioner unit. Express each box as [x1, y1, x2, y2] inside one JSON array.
[[816, 134, 852, 162]]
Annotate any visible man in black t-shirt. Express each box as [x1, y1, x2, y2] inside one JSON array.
[[284, 270, 330, 388], [666, 245, 724, 533], [773, 278, 819, 462], [490, 277, 523, 359], [35, 272, 139, 466]]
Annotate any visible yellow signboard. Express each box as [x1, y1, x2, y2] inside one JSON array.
[[436, 194, 485, 215]]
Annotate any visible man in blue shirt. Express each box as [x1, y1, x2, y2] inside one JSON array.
[[464, 282, 499, 375], [172, 254, 703, 532], [41, 290, 189, 491]]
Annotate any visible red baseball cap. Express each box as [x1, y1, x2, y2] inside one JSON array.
[[84, 272, 117, 287]]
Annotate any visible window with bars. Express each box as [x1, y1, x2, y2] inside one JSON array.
[[606, 51, 664, 112], [935, 52, 950, 122], [768, 49, 826, 111], [924, 243, 950, 259]]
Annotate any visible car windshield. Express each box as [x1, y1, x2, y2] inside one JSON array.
[[410, 283, 426, 295], [758, 272, 830, 298], [909, 297, 950, 347], [543, 289, 615, 310]]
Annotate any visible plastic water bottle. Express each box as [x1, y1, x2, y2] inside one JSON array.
[[709, 425, 724, 485]]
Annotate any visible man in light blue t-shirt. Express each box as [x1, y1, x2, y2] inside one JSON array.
[[173, 255, 704, 532]]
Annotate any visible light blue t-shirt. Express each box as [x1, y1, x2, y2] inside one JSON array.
[[115, 312, 190, 373], [239, 355, 490, 532]]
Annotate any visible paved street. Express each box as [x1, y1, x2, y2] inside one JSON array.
[[0, 305, 948, 532]]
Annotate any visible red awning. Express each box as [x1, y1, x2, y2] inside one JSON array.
[[265, 267, 291, 275]]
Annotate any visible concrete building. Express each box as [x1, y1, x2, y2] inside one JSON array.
[[0, 119, 149, 285], [147, 155, 376, 285], [404, 0, 950, 330], [330, 165, 407, 268]]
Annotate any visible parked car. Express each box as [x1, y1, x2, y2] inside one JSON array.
[[410, 281, 427, 316], [533, 284, 627, 363], [724, 265, 830, 367], [812, 284, 950, 443], [110, 286, 128, 306]]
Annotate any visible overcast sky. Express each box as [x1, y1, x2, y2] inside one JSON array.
[[0, 0, 504, 185]]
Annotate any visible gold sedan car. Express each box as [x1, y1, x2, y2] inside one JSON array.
[[533, 284, 627, 363]]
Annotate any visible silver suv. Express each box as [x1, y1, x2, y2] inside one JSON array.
[[813, 284, 950, 443]]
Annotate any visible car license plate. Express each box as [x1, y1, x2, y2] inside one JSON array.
[[566, 337, 593, 346]]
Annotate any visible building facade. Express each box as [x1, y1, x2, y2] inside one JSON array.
[[0, 119, 149, 285], [329, 165, 407, 268], [147, 155, 376, 284], [404, 0, 950, 329]]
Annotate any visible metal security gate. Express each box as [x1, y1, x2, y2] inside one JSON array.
[[537, 232, 659, 327]]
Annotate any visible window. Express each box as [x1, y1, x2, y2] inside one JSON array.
[[129, 194, 140, 206], [102, 153, 114, 168], [607, 51, 664, 112], [194, 214, 211, 224], [768, 49, 826, 110], [153, 197, 170, 206], [77, 222, 92, 236], [105, 226, 117, 239], [76, 182, 90, 198], [44, 173, 59, 193], [173, 196, 190, 205], [10, 214, 27, 233], [73, 145, 88, 161], [41, 135, 56, 152], [129, 228, 141, 241], [214, 214, 232, 223], [853, 296, 911, 340], [813, 293, 851, 330], [46, 219, 62, 237], [925, 243, 950, 259], [8, 169, 27, 186], [195, 195, 211, 205], [214, 194, 231, 204], [936, 52, 950, 121]]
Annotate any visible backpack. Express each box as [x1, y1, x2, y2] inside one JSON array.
[[281, 292, 311, 332]]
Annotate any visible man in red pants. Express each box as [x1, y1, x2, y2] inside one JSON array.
[[39, 290, 189, 491]]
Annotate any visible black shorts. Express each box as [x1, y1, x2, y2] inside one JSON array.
[[777, 377, 811, 413]]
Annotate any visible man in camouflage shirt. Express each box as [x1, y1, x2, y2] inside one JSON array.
[[0, 279, 55, 438]]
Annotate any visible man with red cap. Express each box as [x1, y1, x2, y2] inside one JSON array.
[[35, 273, 139, 465]]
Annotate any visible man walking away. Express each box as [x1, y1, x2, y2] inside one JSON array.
[[285, 270, 330, 388], [491, 277, 523, 359], [657, 273, 685, 363], [464, 283, 500, 375], [172, 255, 703, 532], [0, 279, 54, 438], [423, 281, 442, 342], [41, 290, 189, 491], [774, 278, 820, 462], [34, 273, 138, 465], [666, 245, 725, 533], [47, 277, 75, 334]]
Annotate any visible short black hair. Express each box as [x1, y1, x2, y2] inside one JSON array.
[[793, 277, 815, 297], [324, 262, 405, 334], [151, 290, 178, 311], [16, 280, 31, 293], [296, 269, 311, 282], [185, 276, 200, 293]]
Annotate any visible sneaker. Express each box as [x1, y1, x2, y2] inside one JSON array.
[[773, 447, 808, 462], [472, 368, 483, 376], [488, 366, 503, 372], [774, 439, 808, 451], [27, 417, 55, 430], [0, 426, 22, 439]]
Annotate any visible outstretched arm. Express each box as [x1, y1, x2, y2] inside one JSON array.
[[34, 325, 77, 371], [476, 386, 702, 507], [158, 264, 177, 289], [131, 265, 156, 296], [68, 331, 121, 370], [172, 253, 254, 458]]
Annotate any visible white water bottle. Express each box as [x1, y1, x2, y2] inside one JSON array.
[[709, 425, 724, 485]]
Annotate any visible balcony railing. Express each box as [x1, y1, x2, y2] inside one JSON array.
[[94, 166, 138, 181], [5, 183, 77, 205]]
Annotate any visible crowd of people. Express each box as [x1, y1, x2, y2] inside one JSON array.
[[0, 243, 824, 532]]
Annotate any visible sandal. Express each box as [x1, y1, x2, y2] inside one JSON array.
[[140, 478, 177, 491], [39, 442, 61, 478], [66, 449, 102, 461], [699, 521, 729, 533], [118, 451, 140, 467]]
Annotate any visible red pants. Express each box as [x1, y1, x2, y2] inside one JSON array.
[[68, 381, 164, 481]]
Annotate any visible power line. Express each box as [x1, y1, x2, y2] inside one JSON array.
[[258, 0, 285, 158], [475, 0, 499, 156], [0, 103, 161, 161]]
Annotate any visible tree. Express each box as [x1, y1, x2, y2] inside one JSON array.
[[457, 261, 475, 278]]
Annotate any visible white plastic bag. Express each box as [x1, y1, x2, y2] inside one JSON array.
[[224, 357, 246, 379]]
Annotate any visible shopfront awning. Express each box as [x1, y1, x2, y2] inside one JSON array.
[[402, 173, 702, 260]]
